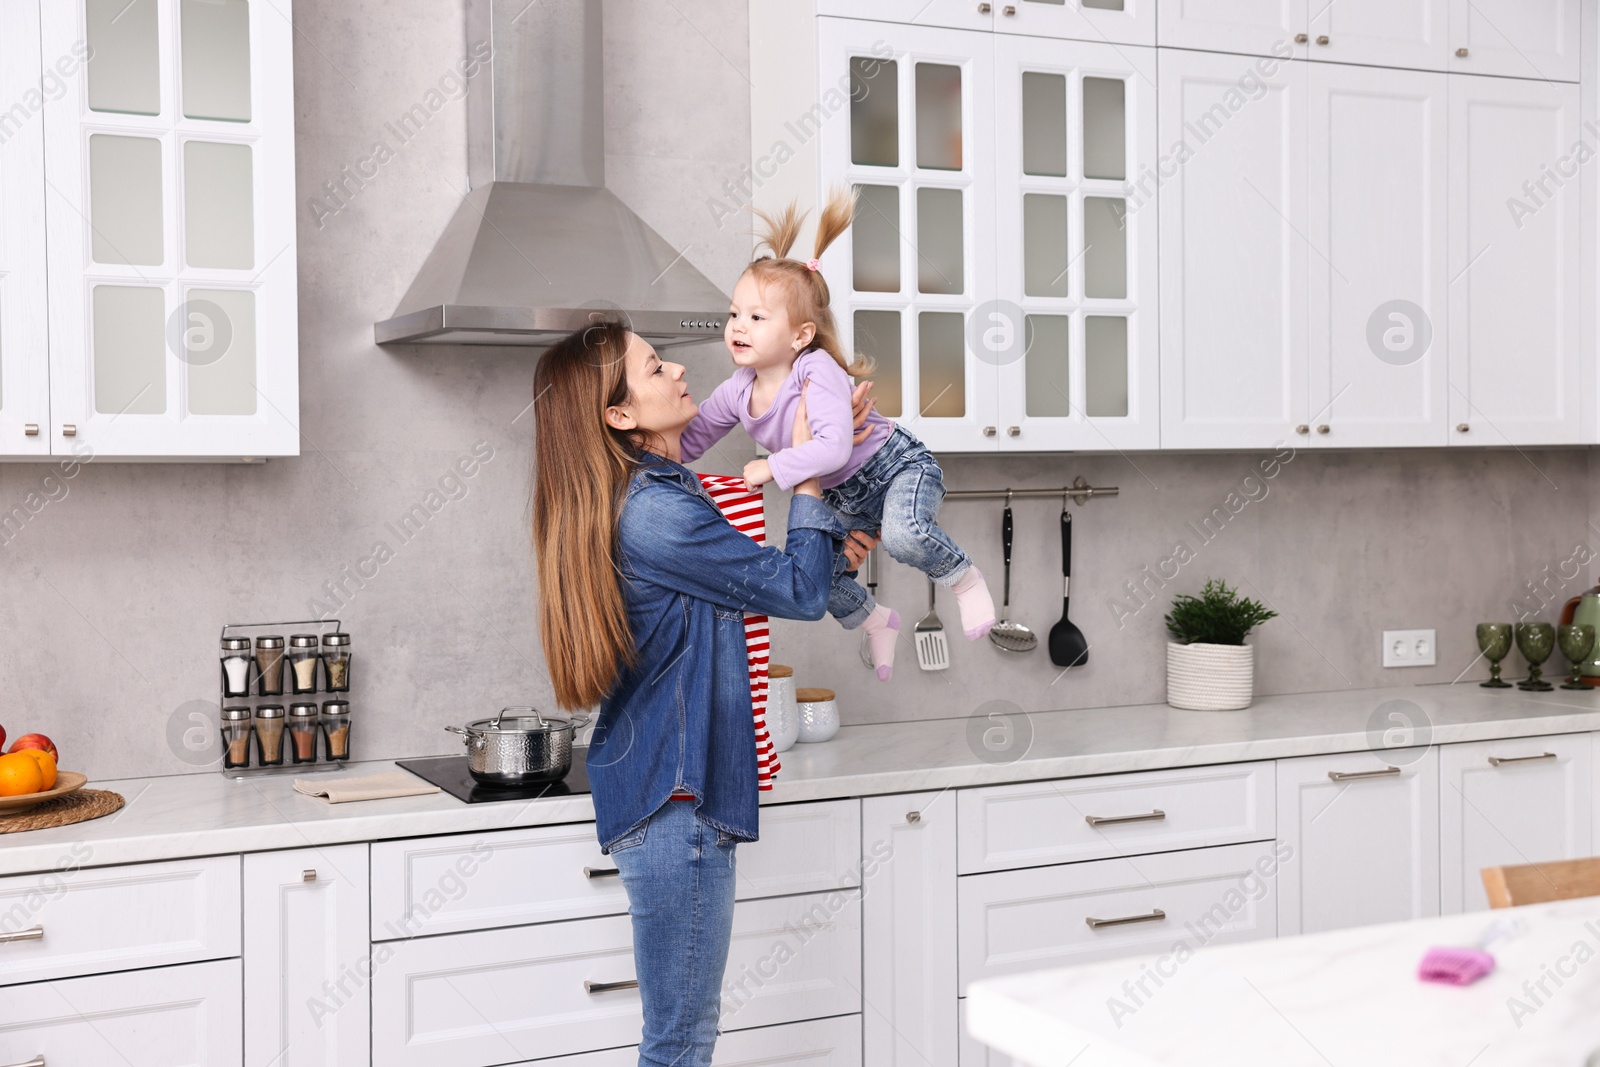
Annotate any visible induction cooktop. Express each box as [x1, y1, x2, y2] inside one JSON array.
[[396, 754, 591, 804]]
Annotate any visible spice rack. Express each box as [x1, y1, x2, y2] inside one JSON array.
[[218, 618, 354, 779]]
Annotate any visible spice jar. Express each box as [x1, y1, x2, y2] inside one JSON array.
[[220, 637, 252, 698], [253, 705, 286, 766], [767, 664, 800, 754], [321, 632, 352, 692], [321, 699, 351, 761], [254, 635, 285, 696], [287, 635, 321, 694], [221, 706, 253, 769], [289, 703, 320, 763]]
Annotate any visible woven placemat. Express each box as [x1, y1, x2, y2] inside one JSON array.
[[0, 790, 125, 835]]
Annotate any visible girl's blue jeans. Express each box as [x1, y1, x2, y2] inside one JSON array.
[[610, 799, 739, 1067], [824, 426, 971, 628]]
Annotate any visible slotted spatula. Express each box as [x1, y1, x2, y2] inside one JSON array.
[[915, 578, 950, 671]]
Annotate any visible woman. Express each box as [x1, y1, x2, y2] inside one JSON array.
[[531, 320, 873, 1067]]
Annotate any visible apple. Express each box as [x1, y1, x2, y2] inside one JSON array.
[[9, 734, 57, 761]]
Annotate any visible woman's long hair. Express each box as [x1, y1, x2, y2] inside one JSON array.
[[531, 320, 642, 709], [747, 188, 873, 376]]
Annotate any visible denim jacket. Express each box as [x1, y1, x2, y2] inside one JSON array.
[[589, 452, 842, 852]]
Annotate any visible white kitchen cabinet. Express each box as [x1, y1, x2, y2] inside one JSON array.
[[957, 840, 1281, 989], [243, 845, 370, 1067], [815, 0, 996, 32], [992, 34, 1158, 450], [1305, 63, 1448, 448], [996, 0, 1155, 47], [0, 957, 242, 1066], [1309, 0, 1451, 71], [1276, 747, 1440, 936], [510, 1015, 864, 1067], [0, 0, 52, 457], [863, 791, 959, 1067], [1447, 74, 1581, 446], [1157, 0, 1303, 59], [1447, 0, 1580, 81], [1439, 733, 1593, 915], [38, 0, 299, 458], [1158, 48, 1306, 450]]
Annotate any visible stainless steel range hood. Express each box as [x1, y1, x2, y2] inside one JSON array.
[[375, 0, 729, 348]]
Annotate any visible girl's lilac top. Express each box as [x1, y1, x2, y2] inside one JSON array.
[[680, 349, 894, 490]]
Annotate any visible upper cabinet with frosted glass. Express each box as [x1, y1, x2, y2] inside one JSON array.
[[34, 0, 298, 458], [756, 6, 1157, 453]]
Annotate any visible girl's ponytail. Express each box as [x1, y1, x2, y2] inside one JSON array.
[[812, 187, 856, 262]]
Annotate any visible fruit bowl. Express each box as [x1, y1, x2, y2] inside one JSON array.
[[0, 771, 87, 815]]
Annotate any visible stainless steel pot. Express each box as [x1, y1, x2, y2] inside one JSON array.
[[445, 706, 590, 787]]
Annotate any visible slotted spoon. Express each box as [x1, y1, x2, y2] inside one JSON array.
[[989, 498, 1037, 653]]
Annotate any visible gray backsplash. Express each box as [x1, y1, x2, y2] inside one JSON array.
[[0, 0, 1593, 781]]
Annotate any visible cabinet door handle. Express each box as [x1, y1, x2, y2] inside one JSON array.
[[1002, 4, 1016, 13], [0, 926, 44, 944], [1456, 423, 1470, 433], [1295, 424, 1310, 435], [23, 423, 38, 436], [1456, 47, 1469, 57], [1086, 908, 1166, 929], [1085, 809, 1165, 827], [584, 978, 639, 994], [584, 866, 621, 879], [1006, 426, 1020, 437], [982, 426, 997, 437], [1316, 424, 1330, 434], [1488, 752, 1556, 767], [1294, 32, 1309, 43], [60, 424, 76, 437], [1316, 35, 1329, 45], [302, 869, 317, 882], [2, 1056, 46, 1067], [978, 2, 991, 11], [906, 810, 922, 823], [1328, 766, 1400, 781]]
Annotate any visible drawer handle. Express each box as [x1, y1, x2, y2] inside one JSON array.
[[584, 866, 621, 879], [1327, 766, 1400, 781], [906, 810, 922, 823], [1488, 752, 1556, 767], [2, 1057, 45, 1067], [302, 869, 317, 883], [1086, 908, 1167, 930], [0, 926, 44, 944], [1085, 809, 1165, 827], [585, 978, 639, 994]]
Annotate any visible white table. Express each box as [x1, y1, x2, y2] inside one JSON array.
[[967, 896, 1600, 1067]]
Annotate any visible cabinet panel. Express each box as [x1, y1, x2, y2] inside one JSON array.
[[0, 958, 242, 1066], [993, 35, 1157, 450], [373, 891, 862, 1067], [1439, 733, 1592, 914], [998, 0, 1156, 47], [1446, 75, 1579, 445], [1309, 0, 1450, 71], [816, 0, 995, 32], [1448, 0, 1579, 81], [40, 0, 299, 457], [0, 0, 51, 456], [957, 840, 1281, 990], [863, 791, 959, 1067], [514, 1016, 864, 1067], [0, 854, 240, 987], [957, 762, 1275, 873], [243, 845, 370, 1067], [1157, 48, 1307, 449], [1157, 0, 1303, 59], [1306, 64, 1448, 447], [1276, 748, 1439, 936]]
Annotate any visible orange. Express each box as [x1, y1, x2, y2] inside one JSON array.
[[12, 749, 56, 790], [0, 752, 44, 797]]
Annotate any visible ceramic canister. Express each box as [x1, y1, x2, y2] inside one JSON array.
[[768, 665, 800, 753], [795, 687, 840, 743]]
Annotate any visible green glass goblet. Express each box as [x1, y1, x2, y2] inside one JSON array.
[[1558, 623, 1595, 690], [1477, 623, 1513, 688], [1515, 622, 1555, 692]]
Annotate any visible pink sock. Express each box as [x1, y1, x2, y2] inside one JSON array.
[[861, 605, 900, 681], [950, 566, 996, 640]]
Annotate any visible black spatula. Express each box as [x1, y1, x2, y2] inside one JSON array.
[[1048, 506, 1089, 668]]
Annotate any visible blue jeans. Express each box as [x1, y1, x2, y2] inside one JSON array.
[[824, 427, 972, 628], [610, 800, 739, 1067]]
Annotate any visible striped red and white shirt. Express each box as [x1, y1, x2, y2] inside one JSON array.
[[694, 474, 779, 791]]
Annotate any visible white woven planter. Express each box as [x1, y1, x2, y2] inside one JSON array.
[[1166, 642, 1255, 711]]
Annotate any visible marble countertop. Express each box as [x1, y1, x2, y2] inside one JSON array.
[[965, 895, 1600, 1066], [3, 682, 1598, 877]]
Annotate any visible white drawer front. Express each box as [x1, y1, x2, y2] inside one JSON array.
[[957, 841, 1283, 991], [0, 855, 241, 986], [506, 1015, 864, 1066], [373, 890, 863, 1067], [957, 762, 1275, 873], [371, 799, 861, 939], [0, 958, 242, 1066]]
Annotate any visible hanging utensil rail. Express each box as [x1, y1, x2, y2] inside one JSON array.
[[943, 476, 1118, 507]]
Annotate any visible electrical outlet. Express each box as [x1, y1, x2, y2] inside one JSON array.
[[1382, 628, 1437, 668]]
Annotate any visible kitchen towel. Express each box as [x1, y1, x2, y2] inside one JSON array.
[[698, 475, 779, 790], [293, 770, 441, 804]]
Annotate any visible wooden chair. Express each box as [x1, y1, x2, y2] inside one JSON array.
[[1481, 856, 1600, 909]]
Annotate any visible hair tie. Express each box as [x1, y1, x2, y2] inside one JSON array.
[[805, 258, 821, 272]]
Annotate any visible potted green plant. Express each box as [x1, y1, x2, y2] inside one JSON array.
[[1163, 579, 1278, 710]]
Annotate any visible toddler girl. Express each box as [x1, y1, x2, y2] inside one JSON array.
[[679, 190, 994, 680]]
